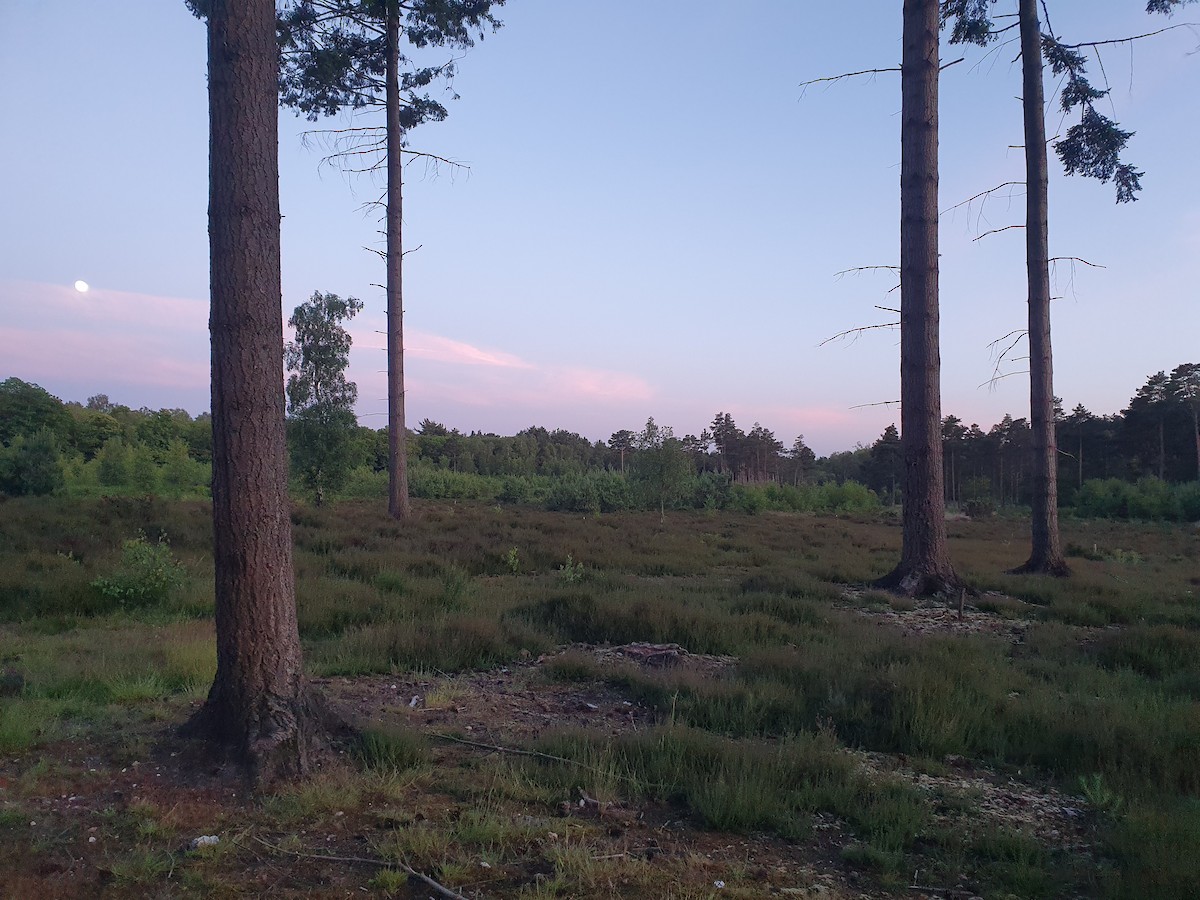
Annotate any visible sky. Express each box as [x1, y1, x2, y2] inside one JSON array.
[[1, 2, 1197, 456]]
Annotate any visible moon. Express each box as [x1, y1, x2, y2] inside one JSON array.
[[74, 280, 90, 293]]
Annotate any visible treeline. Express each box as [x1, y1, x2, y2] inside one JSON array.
[[3, 367, 1198, 520], [844, 364, 1200, 520]]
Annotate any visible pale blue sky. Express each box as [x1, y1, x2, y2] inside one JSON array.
[[1, 1, 1196, 454]]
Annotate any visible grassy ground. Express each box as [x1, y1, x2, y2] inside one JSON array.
[[0, 496, 1197, 897]]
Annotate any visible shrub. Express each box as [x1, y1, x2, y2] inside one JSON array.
[[0, 430, 64, 497], [91, 533, 186, 608]]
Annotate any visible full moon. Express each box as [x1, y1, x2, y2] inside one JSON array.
[[74, 280, 89, 293]]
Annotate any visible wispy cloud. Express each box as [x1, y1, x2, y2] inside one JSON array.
[[350, 323, 535, 370], [1, 280, 657, 431]]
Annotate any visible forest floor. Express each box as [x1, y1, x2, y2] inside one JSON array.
[[1, 498, 1197, 897]]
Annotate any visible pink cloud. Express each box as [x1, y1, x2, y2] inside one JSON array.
[[2, 279, 658, 435]]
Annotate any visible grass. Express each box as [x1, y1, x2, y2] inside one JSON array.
[[0, 495, 1197, 896]]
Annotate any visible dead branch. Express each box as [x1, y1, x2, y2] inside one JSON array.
[[833, 265, 900, 279], [429, 732, 648, 785], [819, 321, 899, 348], [1048, 256, 1104, 268], [245, 836, 469, 900], [800, 66, 900, 95], [1059, 22, 1199, 51], [978, 369, 1030, 390], [972, 224, 1025, 241], [981, 329, 1029, 390], [940, 181, 1025, 216], [850, 399, 901, 409]]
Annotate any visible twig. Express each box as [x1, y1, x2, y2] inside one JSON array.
[[1048, 256, 1105, 268], [972, 224, 1025, 241], [833, 265, 900, 278], [1059, 23, 1200, 51], [940, 181, 1025, 216], [429, 732, 647, 785], [800, 66, 900, 94], [850, 399, 901, 409], [819, 321, 899, 347], [246, 836, 469, 900]]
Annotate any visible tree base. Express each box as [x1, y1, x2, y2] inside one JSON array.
[[873, 564, 967, 599], [180, 682, 351, 786], [1008, 555, 1071, 577]]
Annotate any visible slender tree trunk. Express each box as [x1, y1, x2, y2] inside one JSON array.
[[1157, 418, 1165, 481], [1192, 409, 1200, 480], [1015, 0, 1069, 576], [386, 2, 411, 520], [876, 0, 959, 597], [184, 0, 321, 781]]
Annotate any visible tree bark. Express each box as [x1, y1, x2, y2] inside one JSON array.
[[184, 0, 323, 781], [876, 0, 960, 597], [1014, 0, 1069, 576], [386, 1, 412, 520]]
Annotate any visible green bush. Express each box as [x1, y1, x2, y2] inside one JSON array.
[[91, 533, 186, 608], [1074, 477, 1196, 522], [0, 430, 64, 497]]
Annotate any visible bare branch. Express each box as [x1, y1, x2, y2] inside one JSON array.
[[1048, 256, 1105, 268], [833, 265, 900, 279], [819, 320, 900, 347], [940, 181, 1025, 216], [972, 224, 1026, 241], [800, 66, 900, 95], [982, 329, 1029, 390], [979, 369, 1030, 390], [850, 399, 901, 409], [246, 837, 469, 900], [1059, 22, 1200, 51]]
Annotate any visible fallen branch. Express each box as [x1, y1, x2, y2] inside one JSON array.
[[429, 732, 648, 786], [245, 836, 469, 900]]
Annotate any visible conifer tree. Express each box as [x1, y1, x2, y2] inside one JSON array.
[[278, 0, 503, 520]]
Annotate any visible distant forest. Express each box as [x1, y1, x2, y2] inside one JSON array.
[[1, 364, 1198, 521]]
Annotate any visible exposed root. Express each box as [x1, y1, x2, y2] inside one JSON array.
[[1009, 555, 1072, 577], [873, 565, 970, 600], [179, 683, 353, 787]]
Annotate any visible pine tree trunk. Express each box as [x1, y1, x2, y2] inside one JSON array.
[[1192, 409, 1200, 480], [386, 2, 411, 520], [876, 0, 959, 597], [1158, 418, 1165, 481], [185, 0, 322, 781], [1015, 0, 1069, 576]]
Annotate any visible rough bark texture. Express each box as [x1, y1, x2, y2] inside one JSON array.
[[1014, 0, 1069, 576], [386, 3, 412, 521], [876, 0, 960, 597], [184, 0, 321, 782]]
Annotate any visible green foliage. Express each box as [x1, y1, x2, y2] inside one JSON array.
[[629, 418, 692, 519], [1079, 773, 1125, 817], [91, 533, 186, 608], [0, 378, 71, 445], [556, 554, 585, 585], [1074, 477, 1197, 521], [0, 429, 64, 496], [285, 291, 364, 504], [96, 436, 132, 487]]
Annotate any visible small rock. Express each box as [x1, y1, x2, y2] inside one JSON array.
[[188, 835, 220, 851]]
